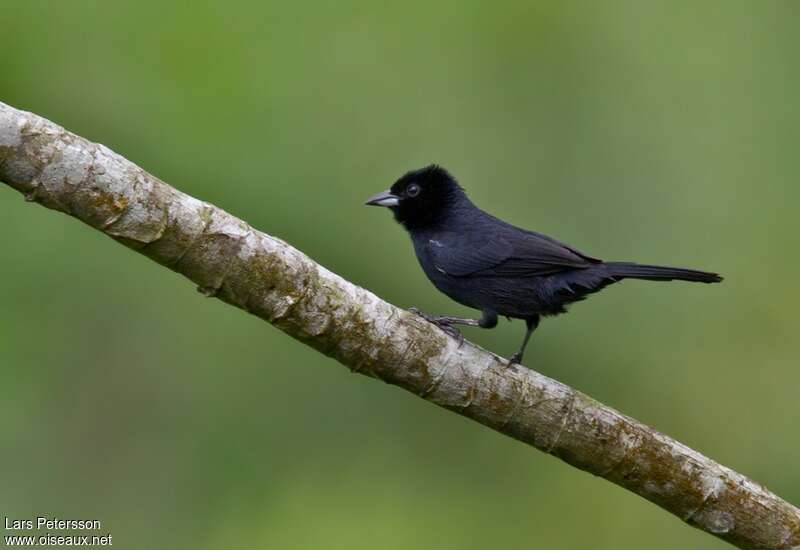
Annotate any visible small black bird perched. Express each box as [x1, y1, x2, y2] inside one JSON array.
[[366, 165, 722, 364]]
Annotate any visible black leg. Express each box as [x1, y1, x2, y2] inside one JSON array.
[[508, 315, 540, 365], [409, 308, 497, 345]]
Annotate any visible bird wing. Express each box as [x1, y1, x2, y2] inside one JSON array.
[[428, 229, 601, 278]]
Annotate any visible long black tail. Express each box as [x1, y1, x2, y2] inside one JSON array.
[[605, 262, 723, 283]]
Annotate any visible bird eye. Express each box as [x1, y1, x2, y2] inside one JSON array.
[[406, 183, 421, 197]]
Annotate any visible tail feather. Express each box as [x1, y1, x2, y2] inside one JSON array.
[[605, 262, 723, 283]]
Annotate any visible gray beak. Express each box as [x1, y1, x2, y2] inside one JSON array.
[[365, 190, 400, 207]]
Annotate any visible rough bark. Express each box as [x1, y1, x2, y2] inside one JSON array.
[[1, 101, 797, 550]]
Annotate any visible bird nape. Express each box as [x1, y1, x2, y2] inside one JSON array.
[[365, 165, 722, 365]]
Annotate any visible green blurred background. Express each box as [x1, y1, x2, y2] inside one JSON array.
[[2, 2, 798, 548]]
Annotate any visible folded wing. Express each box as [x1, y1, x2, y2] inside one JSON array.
[[428, 228, 601, 278]]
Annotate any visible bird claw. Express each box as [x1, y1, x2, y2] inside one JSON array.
[[507, 352, 523, 366], [408, 307, 464, 346], [438, 323, 465, 346]]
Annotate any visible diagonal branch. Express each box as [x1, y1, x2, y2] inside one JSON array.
[[1, 101, 797, 549]]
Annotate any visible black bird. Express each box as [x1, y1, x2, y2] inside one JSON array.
[[366, 165, 722, 364]]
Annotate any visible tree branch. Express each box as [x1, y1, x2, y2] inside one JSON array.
[[1, 101, 797, 550]]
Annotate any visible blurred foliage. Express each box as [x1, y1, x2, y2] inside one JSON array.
[[2, 2, 798, 549]]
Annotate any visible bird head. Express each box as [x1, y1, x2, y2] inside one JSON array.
[[365, 165, 467, 230]]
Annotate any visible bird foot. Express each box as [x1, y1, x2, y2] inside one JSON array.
[[408, 307, 464, 346], [507, 352, 523, 365]]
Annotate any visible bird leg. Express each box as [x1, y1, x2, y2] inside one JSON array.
[[408, 308, 497, 346], [508, 315, 540, 365]]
